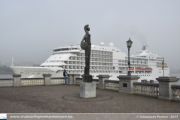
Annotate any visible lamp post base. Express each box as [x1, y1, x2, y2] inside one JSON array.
[[82, 75, 92, 82]]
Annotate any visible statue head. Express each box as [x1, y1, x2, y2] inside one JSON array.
[[84, 24, 90, 32]]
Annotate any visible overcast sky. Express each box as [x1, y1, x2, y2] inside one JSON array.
[[0, 0, 180, 70]]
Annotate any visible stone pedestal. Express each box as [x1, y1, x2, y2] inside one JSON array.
[[118, 75, 140, 94], [156, 76, 179, 101], [43, 74, 51, 85], [13, 74, 21, 87], [80, 82, 96, 98], [82, 75, 92, 82], [97, 75, 110, 89], [68, 74, 80, 85]]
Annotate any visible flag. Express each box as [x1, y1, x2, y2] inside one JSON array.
[[162, 59, 164, 70]]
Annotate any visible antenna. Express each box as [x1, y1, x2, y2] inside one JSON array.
[[77, 40, 81, 45]]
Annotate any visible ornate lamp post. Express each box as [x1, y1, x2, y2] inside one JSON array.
[[126, 38, 133, 76]]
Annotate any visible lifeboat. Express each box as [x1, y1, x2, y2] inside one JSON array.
[[130, 67, 152, 71]]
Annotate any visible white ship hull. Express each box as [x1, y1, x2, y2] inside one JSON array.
[[10, 43, 170, 82], [10, 66, 64, 78]]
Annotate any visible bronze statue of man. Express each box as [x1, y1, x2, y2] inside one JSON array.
[[80, 25, 92, 82]]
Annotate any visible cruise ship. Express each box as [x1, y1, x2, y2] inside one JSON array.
[[10, 42, 170, 82]]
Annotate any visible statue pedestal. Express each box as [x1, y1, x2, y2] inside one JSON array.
[[80, 82, 96, 98]]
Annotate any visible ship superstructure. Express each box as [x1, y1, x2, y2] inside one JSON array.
[[10, 43, 170, 81]]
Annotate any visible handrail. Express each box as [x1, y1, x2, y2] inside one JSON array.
[[0, 78, 13, 80], [105, 80, 119, 83], [51, 77, 64, 79], [133, 82, 159, 87], [171, 85, 180, 89]]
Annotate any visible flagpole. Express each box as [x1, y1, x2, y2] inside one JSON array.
[[163, 58, 164, 77]]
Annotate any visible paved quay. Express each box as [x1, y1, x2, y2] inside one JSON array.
[[0, 85, 180, 113]]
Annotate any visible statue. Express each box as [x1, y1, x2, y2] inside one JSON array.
[[80, 25, 92, 82]]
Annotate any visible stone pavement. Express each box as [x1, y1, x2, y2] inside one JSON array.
[[0, 85, 180, 113]]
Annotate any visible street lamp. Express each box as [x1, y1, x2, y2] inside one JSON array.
[[126, 38, 133, 76]]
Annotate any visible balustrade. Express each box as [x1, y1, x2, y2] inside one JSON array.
[[21, 78, 44, 86], [92, 79, 99, 88], [133, 82, 159, 98], [0, 79, 13, 87], [172, 85, 180, 101], [51, 77, 65, 84], [1, 74, 180, 103], [105, 80, 119, 91], [76, 78, 83, 85]]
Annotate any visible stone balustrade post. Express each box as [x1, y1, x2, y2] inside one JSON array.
[[68, 74, 73, 85], [13, 74, 21, 87], [96, 75, 110, 89], [118, 75, 140, 94], [68, 74, 80, 85], [43, 74, 51, 85], [156, 76, 179, 101]]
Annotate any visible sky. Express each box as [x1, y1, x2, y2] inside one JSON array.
[[0, 0, 180, 70]]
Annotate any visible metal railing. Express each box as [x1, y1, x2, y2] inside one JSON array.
[[133, 82, 159, 98], [171, 85, 180, 101], [104, 80, 119, 91]]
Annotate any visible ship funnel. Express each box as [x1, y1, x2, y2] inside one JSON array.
[[142, 45, 148, 50]]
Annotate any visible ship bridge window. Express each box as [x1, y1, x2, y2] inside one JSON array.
[[54, 48, 70, 52]]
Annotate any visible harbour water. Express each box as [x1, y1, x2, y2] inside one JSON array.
[[0, 74, 13, 78], [0, 73, 180, 84]]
